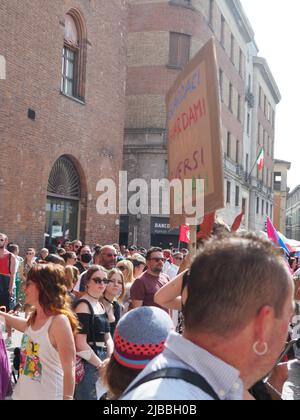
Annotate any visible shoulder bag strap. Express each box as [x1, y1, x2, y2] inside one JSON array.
[[124, 368, 220, 400], [75, 299, 97, 349]]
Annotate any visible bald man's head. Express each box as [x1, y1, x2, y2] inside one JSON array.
[[100, 246, 117, 270]]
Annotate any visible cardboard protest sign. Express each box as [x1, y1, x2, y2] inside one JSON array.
[[167, 38, 224, 227]]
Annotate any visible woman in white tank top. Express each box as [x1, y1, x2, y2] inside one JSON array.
[[1, 264, 78, 400]]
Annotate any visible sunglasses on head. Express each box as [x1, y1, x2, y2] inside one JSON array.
[[91, 277, 109, 285]]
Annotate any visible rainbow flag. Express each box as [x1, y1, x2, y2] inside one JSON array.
[[277, 232, 300, 253], [266, 217, 290, 255]]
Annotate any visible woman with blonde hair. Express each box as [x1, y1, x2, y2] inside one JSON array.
[[1, 264, 78, 400], [128, 253, 146, 280], [64, 266, 80, 304], [116, 260, 134, 312], [101, 269, 125, 337]]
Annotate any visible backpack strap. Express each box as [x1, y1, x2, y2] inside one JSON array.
[[123, 368, 220, 400]]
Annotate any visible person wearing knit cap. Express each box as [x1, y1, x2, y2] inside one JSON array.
[[102, 306, 173, 400]]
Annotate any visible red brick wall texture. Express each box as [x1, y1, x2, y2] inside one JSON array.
[[0, 0, 127, 250]]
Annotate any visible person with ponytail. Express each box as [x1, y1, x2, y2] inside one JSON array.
[[1, 264, 78, 400]]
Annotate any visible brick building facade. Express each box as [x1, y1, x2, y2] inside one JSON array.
[[0, 0, 127, 251], [0, 0, 281, 251]]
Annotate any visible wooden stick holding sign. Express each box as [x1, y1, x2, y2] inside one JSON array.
[[188, 224, 197, 259]]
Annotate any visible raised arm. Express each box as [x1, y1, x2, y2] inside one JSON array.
[[0, 311, 27, 333], [154, 270, 188, 310]]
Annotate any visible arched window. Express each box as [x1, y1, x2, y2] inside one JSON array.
[[46, 156, 81, 244], [47, 156, 80, 199], [61, 11, 86, 101]]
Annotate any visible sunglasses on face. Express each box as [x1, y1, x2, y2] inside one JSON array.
[[91, 277, 109, 285], [150, 257, 166, 263]]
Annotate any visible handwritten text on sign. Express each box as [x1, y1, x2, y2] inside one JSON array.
[[167, 39, 224, 227]]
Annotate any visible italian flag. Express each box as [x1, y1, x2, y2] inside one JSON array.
[[257, 148, 264, 172]]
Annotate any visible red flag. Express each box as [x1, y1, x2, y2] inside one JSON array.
[[179, 224, 190, 243], [231, 210, 245, 232], [197, 211, 216, 241]]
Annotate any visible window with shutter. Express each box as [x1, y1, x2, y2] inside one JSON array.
[[169, 33, 190, 69]]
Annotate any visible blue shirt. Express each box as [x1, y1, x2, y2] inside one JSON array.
[[122, 332, 244, 400]]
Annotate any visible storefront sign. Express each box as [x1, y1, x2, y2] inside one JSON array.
[[151, 218, 179, 235]]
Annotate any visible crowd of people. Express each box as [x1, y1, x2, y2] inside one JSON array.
[[0, 228, 299, 401]]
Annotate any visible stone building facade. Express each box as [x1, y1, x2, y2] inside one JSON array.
[[287, 186, 300, 241], [247, 57, 281, 232], [273, 160, 291, 236], [0, 0, 127, 250]]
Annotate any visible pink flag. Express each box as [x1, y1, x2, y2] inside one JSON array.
[[266, 217, 278, 244], [266, 217, 290, 255]]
